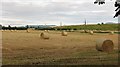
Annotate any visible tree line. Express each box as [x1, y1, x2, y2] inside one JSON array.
[[1, 25, 56, 30]]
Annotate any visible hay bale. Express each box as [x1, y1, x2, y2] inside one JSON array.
[[40, 32, 49, 39], [4, 30, 7, 32], [96, 39, 114, 52], [47, 30, 49, 32], [44, 30, 47, 32], [14, 30, 17, 32], [62, 30, 67, 36], [79, 30, 85, 33], [27, 28, 35, 33], [109, 31, 114, 35], [84, 30, 89, 33], [44, 30, 49, 32], [26, 29, 29, 33], [10, 30, 16, 32], [10, 30, 14, 32], [89, 31, 94, 35]]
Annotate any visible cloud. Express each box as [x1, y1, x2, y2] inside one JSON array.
[[1, 0, 118, 26]]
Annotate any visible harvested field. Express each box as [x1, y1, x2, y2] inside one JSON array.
[[2, 30, 119, 65]]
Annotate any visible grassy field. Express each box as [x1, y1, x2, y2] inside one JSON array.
[[2, 30, 119, 65], [56, 24, 119, 31]]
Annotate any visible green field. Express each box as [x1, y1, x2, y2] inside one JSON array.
[[55, 24, 119, 31]]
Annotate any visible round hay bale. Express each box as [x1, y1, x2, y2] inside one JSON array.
[[4, 30, 7, 32], [10, 30, 14, 32], [44, 30, 49, 32], [14, 30, 17, 32], [89, 31, 94, 35], [109, 31, 114, 35], [40, 32, 49, 39], [44, 30, 47, 32], [26, 29, 29, 33], [62, 30, 68, 36], [26, 29, 31, 33], [79, 30, 85, 33], [27, 28, 35, 33], [47, 30, 49, 32], [84, 30, 89, 33], [96, 39, 114, 52]]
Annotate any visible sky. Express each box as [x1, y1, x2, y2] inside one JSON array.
[[0, 0, 118, 26]]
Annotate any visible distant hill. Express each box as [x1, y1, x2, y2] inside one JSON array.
[[105, 22, 117, 24]]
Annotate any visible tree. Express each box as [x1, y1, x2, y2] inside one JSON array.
[[94, 0, 120, 18], [97, 23, 101, 25], [15, 26, 17, 30], [0, 24, 2, 30], [101, 22, 104, 25], [26, 25, 29, 29], [8, 25, 11, 30]]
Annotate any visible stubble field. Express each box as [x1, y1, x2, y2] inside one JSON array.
[[2, 30, 119, 65]]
